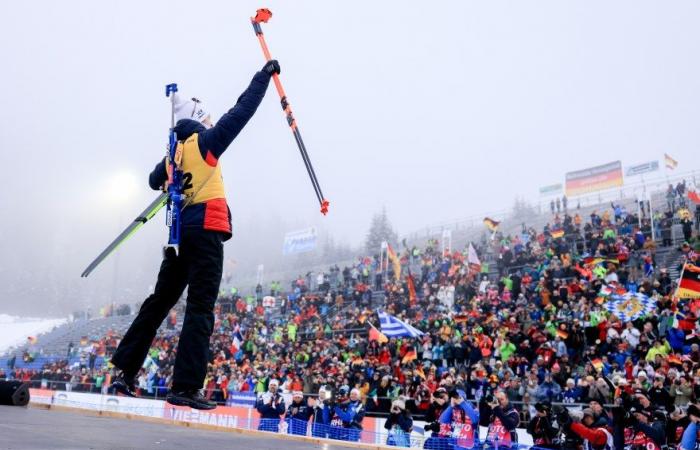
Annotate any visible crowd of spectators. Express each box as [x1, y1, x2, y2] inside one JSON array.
[[3, 187, 700, 448]]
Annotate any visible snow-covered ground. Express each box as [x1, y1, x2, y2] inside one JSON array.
[[0, 314, 67, 354]]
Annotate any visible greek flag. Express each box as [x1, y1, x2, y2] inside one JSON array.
[[377, 311, 424, 338], [605, 292, 655, 322]]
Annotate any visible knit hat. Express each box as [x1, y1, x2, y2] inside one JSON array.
[[392, 399, 406, 410], [688, 404, 700, 419], [173, 93, 211, 126]]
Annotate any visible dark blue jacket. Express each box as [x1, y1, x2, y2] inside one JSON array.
[[255, 392, 286, 419], [149, 70, 272, 240]]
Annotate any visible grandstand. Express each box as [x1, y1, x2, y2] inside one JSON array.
[[2, 170, 698, 450]]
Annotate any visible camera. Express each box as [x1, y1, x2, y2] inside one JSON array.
[[484, 394, 494, 404]]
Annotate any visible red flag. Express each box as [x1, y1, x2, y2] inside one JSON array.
[[668, 354, 683, 366], [689, 190, 700, 204]]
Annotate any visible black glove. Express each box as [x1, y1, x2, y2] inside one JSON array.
[[425, 421, 440, 433], [262, 59, 281, 76]]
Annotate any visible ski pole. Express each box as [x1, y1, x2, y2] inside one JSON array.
[[251, 8, 330, 215]]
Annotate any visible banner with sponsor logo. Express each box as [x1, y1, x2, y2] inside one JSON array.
[[625, 160, 659, 176], [565, 161, 623, 196], [226, 391, 258, 407], [27, 389, 535, 446], [539, 183, 563, 195], [282, 228, 317, 255], [47, 390, 165, 418], [164, 404, 251, 428]]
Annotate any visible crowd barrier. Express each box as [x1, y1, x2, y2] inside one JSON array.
[[28, 389, 538, 449]]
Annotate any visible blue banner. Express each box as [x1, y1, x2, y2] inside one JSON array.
[[226, 391, 257, 407], [283, 228, 317, 255]]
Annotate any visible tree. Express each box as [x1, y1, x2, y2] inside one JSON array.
[[365, 207, 398, 254], [510, 197, 539, 226]]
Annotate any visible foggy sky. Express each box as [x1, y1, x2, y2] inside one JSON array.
[[1, 1, 699, 317]]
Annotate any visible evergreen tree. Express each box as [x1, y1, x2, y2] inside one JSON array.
[[365, 207, 398, 254], [511, 197, 538, 225]]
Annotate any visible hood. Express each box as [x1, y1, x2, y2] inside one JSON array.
[[174, 119, 207, 142]]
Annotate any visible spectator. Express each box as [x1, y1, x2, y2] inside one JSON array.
[[285, 391, 313, 436], [385, 398, 413, 447], [255, 379, 285, 432]]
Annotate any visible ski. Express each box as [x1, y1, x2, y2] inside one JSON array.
[[80, 193, 168, 277]]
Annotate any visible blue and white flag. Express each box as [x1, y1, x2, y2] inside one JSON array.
[[605, 292, 655, 322], [377, 310, 424, 338]]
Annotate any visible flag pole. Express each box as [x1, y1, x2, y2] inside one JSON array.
[[673, 263, 687, 301]]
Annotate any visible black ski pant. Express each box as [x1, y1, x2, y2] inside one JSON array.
[[112, 229, 224, 392]]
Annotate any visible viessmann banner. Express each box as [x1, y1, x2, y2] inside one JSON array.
[[565, 161, 623, 196]]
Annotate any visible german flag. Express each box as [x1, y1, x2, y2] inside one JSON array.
[[551, 229, 565, 239], [402, 349, 418, 364], [368, 323, 388, 344], [454, 314, 469, 324], [407, 272, 417, 306], [387, 244, 402, 281], [678, 264, 700, 299], [483, 217, 500, 232], [665, 153, 678, 170]]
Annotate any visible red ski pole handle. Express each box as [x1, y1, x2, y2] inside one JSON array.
[[251, 10, 288, 118]]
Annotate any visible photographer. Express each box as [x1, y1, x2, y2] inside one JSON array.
[[679, 404, 700, 450], [672, 375, 693, 407], [424, 388, 449, 450], [668, 406, 691, 448], [648, 375, 673, 412], [385, 398, 413, 447], [527, 402, 559, 449], [328, 387, 365, 442], [285, 391, 313, 436], [254, 379, 285, 432], [480, 391, 520, 449], [557, 407, 614, 450], [438, 389, 480, 449], [622, 408, 666, 450]]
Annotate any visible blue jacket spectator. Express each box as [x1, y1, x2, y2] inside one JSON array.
[[285, 392, 313, 436], [255, 379, 285, 432]]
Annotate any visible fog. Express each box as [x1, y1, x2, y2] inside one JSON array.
[[1, 0, 699, 316]]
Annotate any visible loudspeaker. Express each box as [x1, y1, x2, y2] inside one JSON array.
[[0, 381, 31, 406]]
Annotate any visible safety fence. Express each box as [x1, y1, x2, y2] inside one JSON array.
[[28, 388, 550, 448], [9, 378, 590, 421]]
